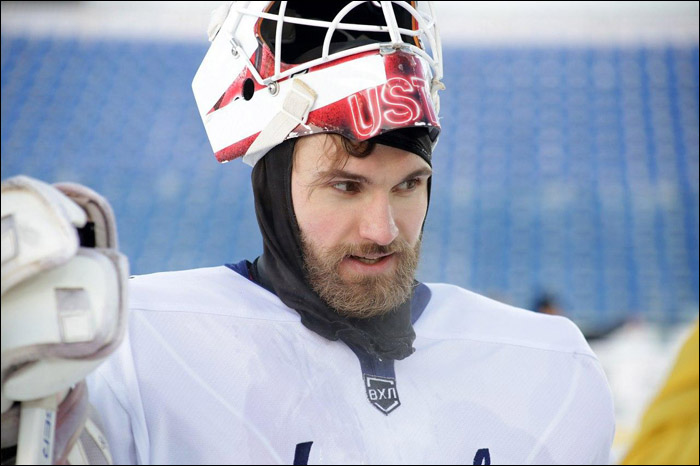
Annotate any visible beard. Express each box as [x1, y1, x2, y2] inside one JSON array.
[[300, 233, 421, 319]]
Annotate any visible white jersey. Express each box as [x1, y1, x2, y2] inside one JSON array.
[[87, 266, 614, 464]]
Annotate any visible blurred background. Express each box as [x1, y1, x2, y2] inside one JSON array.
[[2, 1, 698, 462]]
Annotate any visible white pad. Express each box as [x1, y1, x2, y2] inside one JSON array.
[[1, 175, 128, 407], [1, 176, 128, 465], [1, 176, 86, 296]]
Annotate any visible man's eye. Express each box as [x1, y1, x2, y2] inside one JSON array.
[[332, 181, 360, 193], [397, 179, 420, 191]]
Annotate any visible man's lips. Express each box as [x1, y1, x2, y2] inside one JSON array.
[[346, 253, 395, 266], [350, 253, 393, 264]]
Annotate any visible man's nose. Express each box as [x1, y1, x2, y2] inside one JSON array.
[[358, 193, 399, 246]]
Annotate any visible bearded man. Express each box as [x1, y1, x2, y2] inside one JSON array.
[[1, 2, 615, 464]]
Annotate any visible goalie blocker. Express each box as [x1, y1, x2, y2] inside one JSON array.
[[1, 176, 128, 465]]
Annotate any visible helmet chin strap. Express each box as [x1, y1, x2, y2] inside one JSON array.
[[243, 78, 317, 167]]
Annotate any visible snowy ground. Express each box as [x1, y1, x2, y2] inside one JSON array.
[[589, 320, 696, 463]]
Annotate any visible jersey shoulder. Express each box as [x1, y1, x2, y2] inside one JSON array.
[[127, 265, 298, 322], [421, 282, 596, 359]]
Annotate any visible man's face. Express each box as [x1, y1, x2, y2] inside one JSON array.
[[292, 134, 431, 318]]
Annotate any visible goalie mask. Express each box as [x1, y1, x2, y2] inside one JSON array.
[[192, 1, 444, 166]]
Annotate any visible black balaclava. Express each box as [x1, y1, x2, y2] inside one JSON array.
[[250, 128, 433, 360]]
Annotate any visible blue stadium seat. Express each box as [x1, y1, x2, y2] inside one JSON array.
[[1, 36, 698, 325]]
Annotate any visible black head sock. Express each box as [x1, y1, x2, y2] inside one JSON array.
[[250, 129, 432, 360]]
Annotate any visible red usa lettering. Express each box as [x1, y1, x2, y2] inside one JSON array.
[[348, 77, 428, 138]]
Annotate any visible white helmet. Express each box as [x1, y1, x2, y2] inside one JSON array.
[[192, 1, 444, 166]]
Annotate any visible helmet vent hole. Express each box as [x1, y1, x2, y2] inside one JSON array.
[[243, 78, 255, 101]]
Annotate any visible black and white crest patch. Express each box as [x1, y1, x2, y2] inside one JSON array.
[[364, 374, 400, 415]]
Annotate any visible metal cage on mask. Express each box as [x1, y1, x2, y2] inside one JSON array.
[[192, 1, 444, 166]]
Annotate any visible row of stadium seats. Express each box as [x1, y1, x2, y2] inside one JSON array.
[[2, 36, 697, 324]]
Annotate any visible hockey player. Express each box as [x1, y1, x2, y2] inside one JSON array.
[[2, 2, 615, 464]]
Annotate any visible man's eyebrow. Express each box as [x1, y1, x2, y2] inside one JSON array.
[[315, 167, 433, 184], [315, 169, 371, 184], [401, 168, 433, 181]]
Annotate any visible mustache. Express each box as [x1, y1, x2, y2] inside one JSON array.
[[328, 239, 413, 262]]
